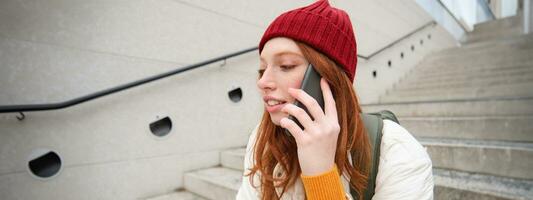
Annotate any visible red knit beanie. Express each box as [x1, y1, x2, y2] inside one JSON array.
[[259, 0, 358, 82]]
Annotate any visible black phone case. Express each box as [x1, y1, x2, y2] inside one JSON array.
[[285, 63, 324, 136]]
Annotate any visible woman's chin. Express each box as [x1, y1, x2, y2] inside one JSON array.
[[269, 112, 288, 126]]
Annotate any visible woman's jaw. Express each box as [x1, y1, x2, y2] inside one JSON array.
[[269, 109, 289, 126]]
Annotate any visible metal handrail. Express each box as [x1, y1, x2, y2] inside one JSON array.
[[0, 20, 439, 114], [0, 47, 258, 113]]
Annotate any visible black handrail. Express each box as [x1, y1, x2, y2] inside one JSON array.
[[0, 21, 438, 114], [0, 47, 258, 113], [358, 21, 436, 60]]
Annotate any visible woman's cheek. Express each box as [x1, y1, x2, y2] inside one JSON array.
[[291, 78, 303, 90]]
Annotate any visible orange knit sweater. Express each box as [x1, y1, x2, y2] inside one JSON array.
[[300, 164, 346, 200]]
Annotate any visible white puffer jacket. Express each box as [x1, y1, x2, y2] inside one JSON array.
[[236, 120, 434, 200]]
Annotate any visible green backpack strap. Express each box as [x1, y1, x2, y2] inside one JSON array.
[[351, 110, 399, 200], [375, 110, 399, 125]]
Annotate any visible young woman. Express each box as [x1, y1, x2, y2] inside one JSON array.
[[237, 1, 433, 199]]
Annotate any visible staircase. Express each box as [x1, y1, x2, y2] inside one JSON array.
[[365, 14, 533, 200], [146, 15, 533, 200]]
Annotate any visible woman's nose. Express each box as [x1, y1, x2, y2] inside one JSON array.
[[257, 69, 276, 91]]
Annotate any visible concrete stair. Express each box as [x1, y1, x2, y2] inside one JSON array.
[[421, 137, 533, 179], [434, 168, 533, 200], [368, 15, 533, 199], [183, 167, 242, 200], [380, 82, 533, 102], [399, 64, 533, 88], [220, 148, 245, 171], [181, 148, 245, 200], [145, 191, 207, 200], [362, 98, 533, 117], [401, 116, 533, 142], [461, 15, 523, 44], [151, 146, 533, 200], [380, 34, 533, 103]]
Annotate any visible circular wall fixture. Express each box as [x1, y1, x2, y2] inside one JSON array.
[[27, 149, 62, 180], [150, 116, 172, 137], [228, 87, 242, 103]]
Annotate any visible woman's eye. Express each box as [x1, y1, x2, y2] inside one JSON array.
[[280, 65, 296, 71], [258, 69, 265, 78]]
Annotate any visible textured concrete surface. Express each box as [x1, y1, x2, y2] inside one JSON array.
[[220, 148, 246, 171], [184, 167, 242, 200], [372, 14, 533, 200], [421, 138, 533, 179], [433, 168, 533, 200], [145, 191, 207, 200], [400, 116, 533, 142]]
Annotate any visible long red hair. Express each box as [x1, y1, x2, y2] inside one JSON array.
[[247, 41, 371, 199]]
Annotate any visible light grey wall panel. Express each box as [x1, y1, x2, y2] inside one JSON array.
[[0, 36, 183, 105], [0, 0, 262, 64], [0, 150, 219, 200]]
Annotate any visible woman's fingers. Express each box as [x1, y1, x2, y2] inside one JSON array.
[[287, 87, 325, 122], [281, 104, 314, 129], [320, 78, 338, 122], [280, 117, 305, 140]]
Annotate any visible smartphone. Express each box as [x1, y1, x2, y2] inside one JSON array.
[[284, 63, 324, 136]]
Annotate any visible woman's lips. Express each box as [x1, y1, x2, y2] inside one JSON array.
[[265, 102, 287, 113]]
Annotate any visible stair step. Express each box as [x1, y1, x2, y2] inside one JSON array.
[[420, 137, 533, 179], [184, 167, 241, 200], [438, 41, 533, 59], [434, 168, 533, 200], [395, 73, 533, 92], [391, 78, 533, 93], [415, 57, 533, 76], [404, 64, 533, 84], [418, 52, 533, 75], [221, 148, 246, 170], [471, 15, 522, 34], [432, 33, 533, 59], [362, 98, 533, 117], [401, 116, 533, 142], [382, 82, 533, 102], [145, 191, 207, 200], [465, 15, 523, 45], [465, 27, 523, 45]]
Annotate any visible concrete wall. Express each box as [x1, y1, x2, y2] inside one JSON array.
[[0, 0, 457, 199]]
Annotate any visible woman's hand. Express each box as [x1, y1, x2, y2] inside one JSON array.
[[280, 78, 340, 176]]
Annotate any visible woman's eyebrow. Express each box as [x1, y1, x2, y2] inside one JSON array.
[[260, 51, 303, 60], [259, 51, 304, 65], [273, 52, 305, 64], [275, 51, 304, 58]]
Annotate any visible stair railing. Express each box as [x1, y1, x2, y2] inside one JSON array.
[[0, 21, 437, 115]]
